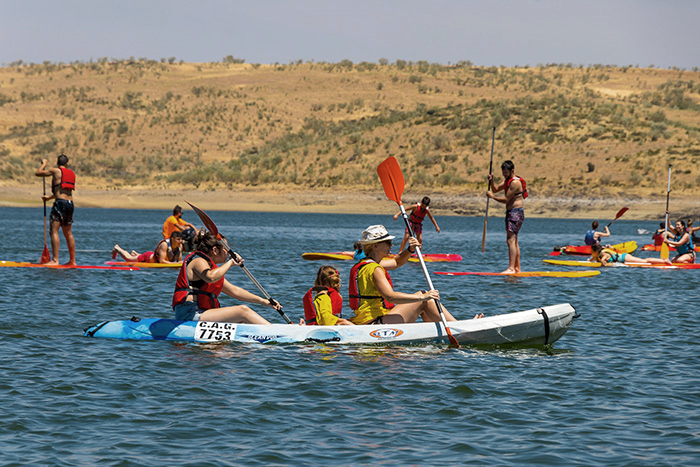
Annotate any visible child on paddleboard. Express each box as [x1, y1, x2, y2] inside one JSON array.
[[591, 243, 671, 266], [393, 196, 440, 252]]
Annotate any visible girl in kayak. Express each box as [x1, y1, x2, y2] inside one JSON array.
[[584, 221, 610, 246], [172, 231, 282, 323], [303, 265, 354, 326], [664, 220, 696, 263], [348, 225, 462, 325], [590, 243, 671, 266]]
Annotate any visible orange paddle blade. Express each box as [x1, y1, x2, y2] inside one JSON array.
[[660, 242, 670, 260], [377, 156, 405, 205], [40, 245, 50, 264], [185, 201, 220, 238]]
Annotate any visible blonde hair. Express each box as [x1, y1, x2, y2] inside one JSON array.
[[315, 265, 340, 291]]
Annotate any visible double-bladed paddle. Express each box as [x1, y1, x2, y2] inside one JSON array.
[[377, 156, 460, 348], [40, 178, 51, 264], [185, 201, 292, 324], [661, 166, 672, 260]]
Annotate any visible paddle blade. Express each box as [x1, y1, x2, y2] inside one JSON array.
[[40, 245, 50, 264], [660, 242, 670, 260], [615, 207, 629, 220], [185, 201, 219, 237], [377, 156, 405, 205]]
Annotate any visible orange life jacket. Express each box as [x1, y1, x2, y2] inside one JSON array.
[[302, 286, 343, 325], [172, 252, 224, 310]]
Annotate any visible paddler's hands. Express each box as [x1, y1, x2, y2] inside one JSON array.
[[407, 237, 420, 252], [266, 298, 283, 312], [486, 190, 495, 199], [417, 289, 440, 302], [228, 251, 244, 266]]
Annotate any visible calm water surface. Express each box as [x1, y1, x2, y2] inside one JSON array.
[[1, 207, 698, 466]]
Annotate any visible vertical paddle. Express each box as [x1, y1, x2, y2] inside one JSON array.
[[185, 201, 293, 324], [605, 207, 629, 229], [481, 127, 496, 253], [40, 178, 51, 263], [661, 166, 671, 260], [377, 156, 460, 348]]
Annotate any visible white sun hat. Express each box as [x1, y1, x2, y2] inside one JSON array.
[[360, 225, 396, 245]]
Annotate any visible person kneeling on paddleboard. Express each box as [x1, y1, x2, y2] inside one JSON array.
[[584, 221, 610, 246], [303, 265, 354, 326], [172, 231, 281, 323], [591, 243, 671, 266], [664, 219, 696, 264], [348, 225, 458, 325]]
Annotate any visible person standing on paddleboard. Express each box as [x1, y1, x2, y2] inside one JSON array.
[[172, 231, 283, 323], [486, 160, 526, 274], [584, 221, 611, 246], [348, 225, 460, 325], [35, 154, 76, 266], [393, 196, 440, 252]]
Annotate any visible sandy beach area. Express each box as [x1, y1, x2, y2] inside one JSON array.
[[2, 184, 697, 221]]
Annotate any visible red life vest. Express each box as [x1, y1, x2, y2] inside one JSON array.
[[409, 204, 428, 225], [302, 286, 343, 325], [504, 176, 527, 199], [172, 252, 224, 310], [348, 260, 395, 311], [59, 167, 76, 190]]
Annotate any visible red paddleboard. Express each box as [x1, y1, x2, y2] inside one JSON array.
[[104, 261, 181, 269], [0, 261, 139, 270], [302, 252, 462, 262], [550, 241, 637, 256]]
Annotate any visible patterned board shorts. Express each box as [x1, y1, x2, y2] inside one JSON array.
[[505, 208, 524, 234], [50, 199, 74, 226]]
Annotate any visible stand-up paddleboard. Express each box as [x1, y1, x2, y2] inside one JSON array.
[[642, 244, 700, 252], [543, 259, 700, 269], [84, 303, 576, 347], [302, 252, 462, 262], [0, 260, 139, 270], [435, 270, 600, 278], [549, 241, 637, 256], [104, 261, 181, 269]]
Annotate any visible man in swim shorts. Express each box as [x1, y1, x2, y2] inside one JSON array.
[[35, 154, 76, 266], [486, 160, 526, 273]]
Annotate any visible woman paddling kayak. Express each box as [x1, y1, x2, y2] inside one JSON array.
[[172, 230, 284, 324], [348, 225, 471, 324]]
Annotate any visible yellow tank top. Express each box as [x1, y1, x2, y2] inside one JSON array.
[[350, 262, 389, 324]]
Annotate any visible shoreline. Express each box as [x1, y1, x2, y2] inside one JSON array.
[[1, 185, 698, 220]]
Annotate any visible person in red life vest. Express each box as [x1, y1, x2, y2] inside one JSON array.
[[111, 231, 184, 263], [172, 230, 281, 323], [348, 225, 459, 325], [486, 160, 527, 274], [303, 265, 354, 326], [35, 154, 76, 266], [651, 222, 666, 246], [392, 196, 440, 252]]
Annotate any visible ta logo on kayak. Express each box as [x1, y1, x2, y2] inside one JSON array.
[[369, 329, 404, 339]]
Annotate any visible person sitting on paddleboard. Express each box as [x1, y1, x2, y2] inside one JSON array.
[[393, 196, 440, 252], [591, 243, 671, 266], [584, 221, 610, 246], [111, 231, 184, 263], [172, 230, 281, 323], [664, 219, 696, 264], [652, 222, 666, 246], [303, 265, 354, 326], [348, 225, 460, 325]]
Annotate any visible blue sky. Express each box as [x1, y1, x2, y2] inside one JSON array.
[[1, 0, 698, 69]]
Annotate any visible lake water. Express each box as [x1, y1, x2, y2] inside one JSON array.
[[1, 206, 698, 466]]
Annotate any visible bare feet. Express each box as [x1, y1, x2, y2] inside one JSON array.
[[473, 313, 484, 319], [501, 268, 516, 274], [64, 262, 77, 266], [111, 246, 118, 259], [45, 260, 59, 266]]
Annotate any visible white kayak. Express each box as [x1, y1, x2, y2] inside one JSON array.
[[84, 303, 576, 347]]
